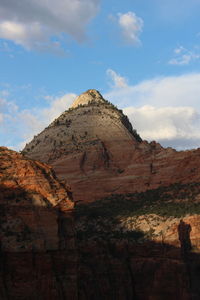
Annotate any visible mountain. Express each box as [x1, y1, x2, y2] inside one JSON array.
[[23, 89, 200, 204], [22, 89, 142, 202], [3, 90, 200, 299]]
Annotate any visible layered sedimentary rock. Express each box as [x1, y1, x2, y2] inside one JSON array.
[[23, 89, 200, 204], [6, 89, 200, 299], [2, 149, 200, 298], [75, 184, 200, 299], [22, 89, 142, 202], [0, 147, 77, 300]]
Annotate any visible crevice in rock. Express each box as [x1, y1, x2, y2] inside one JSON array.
[[80, 151, 87, 173], [101, 141, 110, 169]]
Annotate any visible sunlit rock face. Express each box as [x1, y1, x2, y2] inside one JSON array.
[[71, 89, 106, 108], [23, 89, 142, 202], [0, 147, 77, 299], [24, 89, 200, 204]]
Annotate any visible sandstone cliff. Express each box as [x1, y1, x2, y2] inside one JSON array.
[[0, 147, 77, 299], [75, 183, 200, 299], [22, 89, 142, 202], [2, 148, 200, 298], [4, 89, 200, 299], [23, 89, 200, 205]]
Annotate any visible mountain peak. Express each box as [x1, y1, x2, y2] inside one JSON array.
[[71, 89, 106, 108]]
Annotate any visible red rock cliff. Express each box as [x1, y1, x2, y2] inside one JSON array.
[[5, 89, 200, 299], [0, 147, 77, 299], [23, 90, 200, 204], [2, 149, 200, 298]]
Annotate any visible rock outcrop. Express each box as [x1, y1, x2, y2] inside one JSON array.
[[2, 147, 200, 299], [75, 183, 200, 299], [23, 89, 142, 202], [4, 89, 200, 299], [23, 89, 200, 205], [0, 147, 77, 299]]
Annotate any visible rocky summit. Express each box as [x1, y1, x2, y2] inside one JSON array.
[[3, 90, 200, 299]]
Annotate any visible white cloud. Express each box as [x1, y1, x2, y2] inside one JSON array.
[[0, 92, 76, 150], [117, 12, 143, 45], [0, 41, 14, 58], [0, 0, 100, 52], [169, 46, 200, 65], [41, 94, 76, 122], [106, 71, 200, 108], [105, 70, 200, 149], [106, 69, 128, 88], [123, 105, 200, 149]]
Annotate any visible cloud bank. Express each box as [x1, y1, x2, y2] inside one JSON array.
[[0, 0, 100, 52], [105, 70, 200, 150], [0, 92, 76, 150]]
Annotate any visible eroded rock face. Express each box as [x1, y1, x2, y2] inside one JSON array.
[[75, 184, 200, 299], [23, 90, 142, 202], [71, 89, 106, 108], [2, 149, 200, 298], [23, 90, 200, 204], [0, 147, 77, 299], [8, 89, 200, 298]]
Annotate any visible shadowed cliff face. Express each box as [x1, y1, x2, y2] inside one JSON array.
[[0, 147, 77, 299], [1, 147, 200, 299], [75, 187, 200, 300], [2, 185, 200, 300]]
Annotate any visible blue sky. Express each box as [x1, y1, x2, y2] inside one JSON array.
[[1, 0, 200, 150]]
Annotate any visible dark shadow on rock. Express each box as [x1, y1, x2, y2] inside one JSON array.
[[0, 184, 77, 300], [2, 184, 200, 299], [74, 193, 200, 300], [178, 219, 192, 259]]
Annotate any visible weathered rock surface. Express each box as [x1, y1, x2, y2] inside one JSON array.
[[0, 147, 77, 299], [22, 89, 142, 202], [2, 148, 200, 299], [4, 89, 200, 299], [23, 89, 200, 204], [75, 184, 200, 299]]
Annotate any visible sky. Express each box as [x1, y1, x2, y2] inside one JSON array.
[[1, 0, 200, 150]]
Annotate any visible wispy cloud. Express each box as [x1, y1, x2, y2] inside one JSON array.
[[106, 69, 128, 88], [0, 92, 76, 150], [0, 0, 100, 53], [0, 41, 14, 58], [117, 12, 143, 45], [169, 46, 200, 65]]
